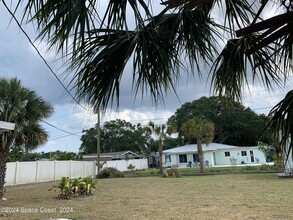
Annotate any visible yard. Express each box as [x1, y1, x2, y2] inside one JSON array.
[[1, 173, 293, 219]]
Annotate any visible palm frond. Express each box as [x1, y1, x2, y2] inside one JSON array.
[[161, 0, 213, 10], [69, 29, 136, 109], [101, 0, 152, 31], [221, 0, 255, 30], [275, 28, 293, 73], [236, 11, 293, 74], [210, 35, 283, 101], [70, 20, 181, 110], [21, 0, 98, 55], [152, 8, 221, 73], [161, 0, 255, 30], [268, 90, 293, 156], [132, 27, 179, 105]]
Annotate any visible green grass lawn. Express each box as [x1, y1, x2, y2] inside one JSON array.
[[1, 173, 293, 220], [131, 165, 279, 177]]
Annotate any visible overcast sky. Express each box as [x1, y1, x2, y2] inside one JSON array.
[[0, 1, 292, 153]]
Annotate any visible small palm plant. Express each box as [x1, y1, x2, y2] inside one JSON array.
[[71, 177, 82, 196], [49, 177, 73, 199], [49, 176, 98, 199], [79, 176, 98, 195]]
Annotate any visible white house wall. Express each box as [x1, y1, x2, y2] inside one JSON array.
[[163, 152, 213, 168], [163, 146, 267, 168], [214, 148, 266, 166]]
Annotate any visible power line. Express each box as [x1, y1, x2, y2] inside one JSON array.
[[41, 120, 80, 137], [2, 0, 87, 111]]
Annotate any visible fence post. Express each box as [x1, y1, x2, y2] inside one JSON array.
[[35, 161, 39, 183], [81, 161, 83, 177], [69, 160, 72, 178], [54, 160, 57, 181], [94, 161, 97, 177], [14, 161, 18, 186]]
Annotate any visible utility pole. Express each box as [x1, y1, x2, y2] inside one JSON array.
[[96, 108, 101, 177]]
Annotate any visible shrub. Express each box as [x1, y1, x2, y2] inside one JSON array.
[[49, 176, 98, 199], [98, 167, 124, 179], [162, 168, 180, 178], [127, 164, 135, 172]]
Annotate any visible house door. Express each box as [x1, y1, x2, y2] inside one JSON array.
[[250, 150, 255, 163], [213, 152, 216, 165]]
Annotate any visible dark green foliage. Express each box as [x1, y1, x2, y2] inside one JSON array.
[[80, 119, 151, 154], [268, 91, 293, 159], [51, 151, 79, 160], [98, 167, 124, 179], [168, 96, 270, 146], [79, 128, 98, 154], [0, 77, 53, 198], [49, 176, 98, 199], [8, 150, 80, 162]]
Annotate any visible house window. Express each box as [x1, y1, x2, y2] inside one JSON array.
[[165, 155, 171, 162], [193, 154, 199, 162], [179, 154, 187, 163], [241, 151, 247, 156], [224, 151, 230, 157]]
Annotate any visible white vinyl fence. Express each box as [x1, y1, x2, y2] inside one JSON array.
[[103, 158, 148, 171], [5, 160, 96, 186]]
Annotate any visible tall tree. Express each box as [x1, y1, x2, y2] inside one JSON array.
[[181, 117, 214, 173], [80, 119, 151, 154], [79, 128, 99, 154], [0, 77, 53, 198], [10, 1, 292, 153], [145, 121, 175, 174], [168, 96, 269, 146]]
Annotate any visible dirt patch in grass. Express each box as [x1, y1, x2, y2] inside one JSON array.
[[1, 173, 293, 220]]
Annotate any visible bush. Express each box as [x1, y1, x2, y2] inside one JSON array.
[[162, 168, 180, 178], [98, 167, 124, 179], [127, 164, 135, 172], [49, 176, 98, 199]]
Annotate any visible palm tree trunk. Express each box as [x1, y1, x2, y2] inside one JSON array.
[[197, 139, 204, 173], [0, 133, 13, 198], [159, 142, 163, 174], [0, 146, 9, 198]]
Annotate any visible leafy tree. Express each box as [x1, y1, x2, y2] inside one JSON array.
[[79, 128, 99, 154], [8, 147, 24, 162], [144, 121, 175, 173], [168, 96, 269, 146], [181, 117, 215, 173], [51, 151, 79, 160], [80, 119, 151, 154], [148, 137, 181, 153], [0, 77, 53, 198], [10, 1, 292, 156]]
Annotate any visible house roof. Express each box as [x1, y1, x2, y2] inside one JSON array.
[[0, 121, 15, 133], [163, 143, 256, 154], [100, 151, 140, 158], [82, 151, 140, 159]]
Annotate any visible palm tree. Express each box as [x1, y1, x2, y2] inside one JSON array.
[[8, 1, 292, 152], [145, 121, 175, 173], [0, 77, 53, 198], [181, 117, 214, 173]]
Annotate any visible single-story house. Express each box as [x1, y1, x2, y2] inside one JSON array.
[[82, 151, 142, 161], [163, 143, 267, 168]]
